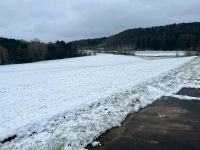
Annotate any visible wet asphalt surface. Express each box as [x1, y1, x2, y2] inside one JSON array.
[[87, 88, 200, 150]]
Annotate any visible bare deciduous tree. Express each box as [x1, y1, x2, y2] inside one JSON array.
[[0, 46, 9, 64], [28, 40, 48, 61]]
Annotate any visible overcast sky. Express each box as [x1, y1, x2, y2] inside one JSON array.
[[0, 0, 200, 42]]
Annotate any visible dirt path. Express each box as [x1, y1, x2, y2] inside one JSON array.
[[87, 88, 200, 150]]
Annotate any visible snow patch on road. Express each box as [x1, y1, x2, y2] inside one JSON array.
[[92, 141, 101, 147], [171, 94, 200, 100]]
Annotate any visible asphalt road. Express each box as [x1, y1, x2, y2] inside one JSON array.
[[87, 88, 200, 150]]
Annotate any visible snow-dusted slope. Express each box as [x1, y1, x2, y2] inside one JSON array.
[[0, 54, 198, 149]]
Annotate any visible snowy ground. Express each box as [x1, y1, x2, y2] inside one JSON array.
[[135, 51, 186, 57], [0, 54, 199, 150]]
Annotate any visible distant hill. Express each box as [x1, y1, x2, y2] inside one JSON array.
[[81, 22, 200, 51]]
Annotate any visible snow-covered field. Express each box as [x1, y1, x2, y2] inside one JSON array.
[[0, 54, 199, 150], [135, 51, 186, 57]]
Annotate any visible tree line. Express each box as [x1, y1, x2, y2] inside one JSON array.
[[0, 38, 78, 65], [1, 22, 200, 65], [98, 22, 200, 52], [0, 36, 108, 65]]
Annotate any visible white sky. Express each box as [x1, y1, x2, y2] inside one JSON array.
[[0, 0, 200, 42]]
